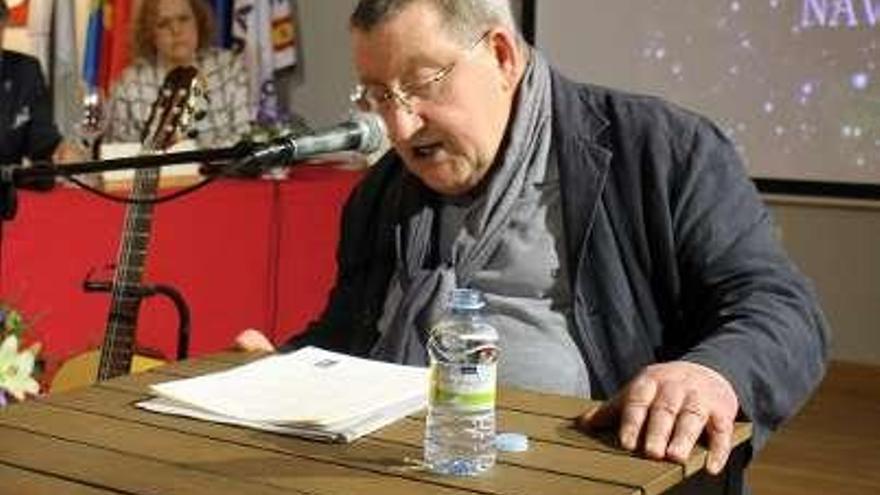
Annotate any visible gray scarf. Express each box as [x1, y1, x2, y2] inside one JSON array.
[[370, 51, 554, 365]]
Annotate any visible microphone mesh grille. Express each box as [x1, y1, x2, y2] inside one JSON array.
[[353, 112, 387, 154]]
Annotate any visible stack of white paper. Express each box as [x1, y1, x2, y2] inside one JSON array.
[[137, 347, 428, 443]]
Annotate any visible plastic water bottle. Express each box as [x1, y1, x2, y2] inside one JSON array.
[[424, 288, 499, 476]]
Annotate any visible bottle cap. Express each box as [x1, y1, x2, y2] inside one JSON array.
[[495, 432, 529, 452]]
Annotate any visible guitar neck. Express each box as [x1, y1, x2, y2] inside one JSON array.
[[95, 64, 200, 382], [97, 167, 161, 381]]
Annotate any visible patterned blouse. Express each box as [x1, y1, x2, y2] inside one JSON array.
[[108, 48, 252, 148]]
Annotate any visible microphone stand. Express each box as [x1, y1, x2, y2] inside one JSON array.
[[0, 141, 255, 221]]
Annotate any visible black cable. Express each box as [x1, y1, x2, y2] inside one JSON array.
[[64, 173, 219, 205], [60, 156, 257, 206]]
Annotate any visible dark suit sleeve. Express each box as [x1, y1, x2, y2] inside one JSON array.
[[671, 116, 829, 450], [22, 57, 62, 161]]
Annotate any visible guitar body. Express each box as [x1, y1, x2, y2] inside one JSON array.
[[49, 67, 202, 393], [51, 352, 165, 393]]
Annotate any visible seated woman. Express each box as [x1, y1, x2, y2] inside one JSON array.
[[108, 0, 251, 148]]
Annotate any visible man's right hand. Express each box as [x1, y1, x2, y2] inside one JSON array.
[[234, 329, 276, 352]]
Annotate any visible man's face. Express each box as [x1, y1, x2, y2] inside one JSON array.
[[352, 3, 521, 196], [153, 0, 199, 67]]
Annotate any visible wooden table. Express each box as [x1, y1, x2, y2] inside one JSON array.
[[0, 353, 751, 495]]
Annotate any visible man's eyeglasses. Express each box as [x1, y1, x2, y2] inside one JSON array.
[[351, 30, 490, 115]]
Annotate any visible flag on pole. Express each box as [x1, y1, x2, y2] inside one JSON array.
[[7, 0, 29, 26], [270, 0, 296, 70], [82, 0, 105, 89], [233, 0, 297, 125], [26, 0, 52, 75], [82, 0, 131, 91], [24, 0, 78, 136], [53, 0, 80, 137], [106, 0, 131, 88], [211, 0, 234, 48]]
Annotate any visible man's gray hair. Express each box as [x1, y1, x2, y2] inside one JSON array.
[[351, 0, 518, 44]]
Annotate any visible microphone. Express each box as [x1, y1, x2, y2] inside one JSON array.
[[247, 112, 386, 168]]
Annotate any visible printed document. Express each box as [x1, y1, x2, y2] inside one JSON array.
[[137, 347, 428, 442]]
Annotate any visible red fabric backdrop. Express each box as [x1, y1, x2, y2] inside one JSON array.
[[0, 165, 363, 381]]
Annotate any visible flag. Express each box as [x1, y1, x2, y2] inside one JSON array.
[[23, 0, 78, 136], [53, 0, 80, 137], [233, 0, 277, 122], [82, 0, 131, 91], [26, 0, 52, 75], [82, 0, 104, 89], [270, 0, 296, 70], [211, 0, 234, 48], [233, 0, 297, 125], [8, 0, 29, 26], [106, 0, 131, 88]]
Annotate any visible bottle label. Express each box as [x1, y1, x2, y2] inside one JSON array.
[[430, 363, 496, 412]]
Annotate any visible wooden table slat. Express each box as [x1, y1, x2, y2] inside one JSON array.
[[0, 462, 124, 495], [0, 425, 302, 495], [375, 418, 682, 495]]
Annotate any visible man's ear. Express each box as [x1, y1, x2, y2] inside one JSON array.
[[486, 28, 523, 92]]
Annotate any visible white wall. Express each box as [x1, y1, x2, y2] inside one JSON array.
[[767, 199, 880, 364], [282, 0, 360, 129]]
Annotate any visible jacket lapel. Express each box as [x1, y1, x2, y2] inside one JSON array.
[[550, 71, 612, 276]]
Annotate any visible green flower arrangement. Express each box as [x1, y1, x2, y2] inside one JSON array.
[[0, 303, 41, 407]]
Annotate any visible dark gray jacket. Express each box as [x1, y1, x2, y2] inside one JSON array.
[[287, 69, 829, 489]]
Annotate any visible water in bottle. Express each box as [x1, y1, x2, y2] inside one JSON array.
[[424, 288, 499, 476]]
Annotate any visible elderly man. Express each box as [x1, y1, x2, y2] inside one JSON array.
[[237, 1, 828, 491]]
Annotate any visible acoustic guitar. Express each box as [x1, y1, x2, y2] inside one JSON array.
[[52, 67, 202, 392]]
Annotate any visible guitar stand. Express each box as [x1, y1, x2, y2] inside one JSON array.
[[83, 278, 191, 361]]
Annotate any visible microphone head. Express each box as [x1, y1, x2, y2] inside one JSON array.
[[351, 112, 387, 155]]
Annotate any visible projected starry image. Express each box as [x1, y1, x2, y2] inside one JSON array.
[[537, 0, 880, 184]]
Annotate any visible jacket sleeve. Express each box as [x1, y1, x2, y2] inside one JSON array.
[[22, 57, 62, 160], [670, 116, 830, 450]]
